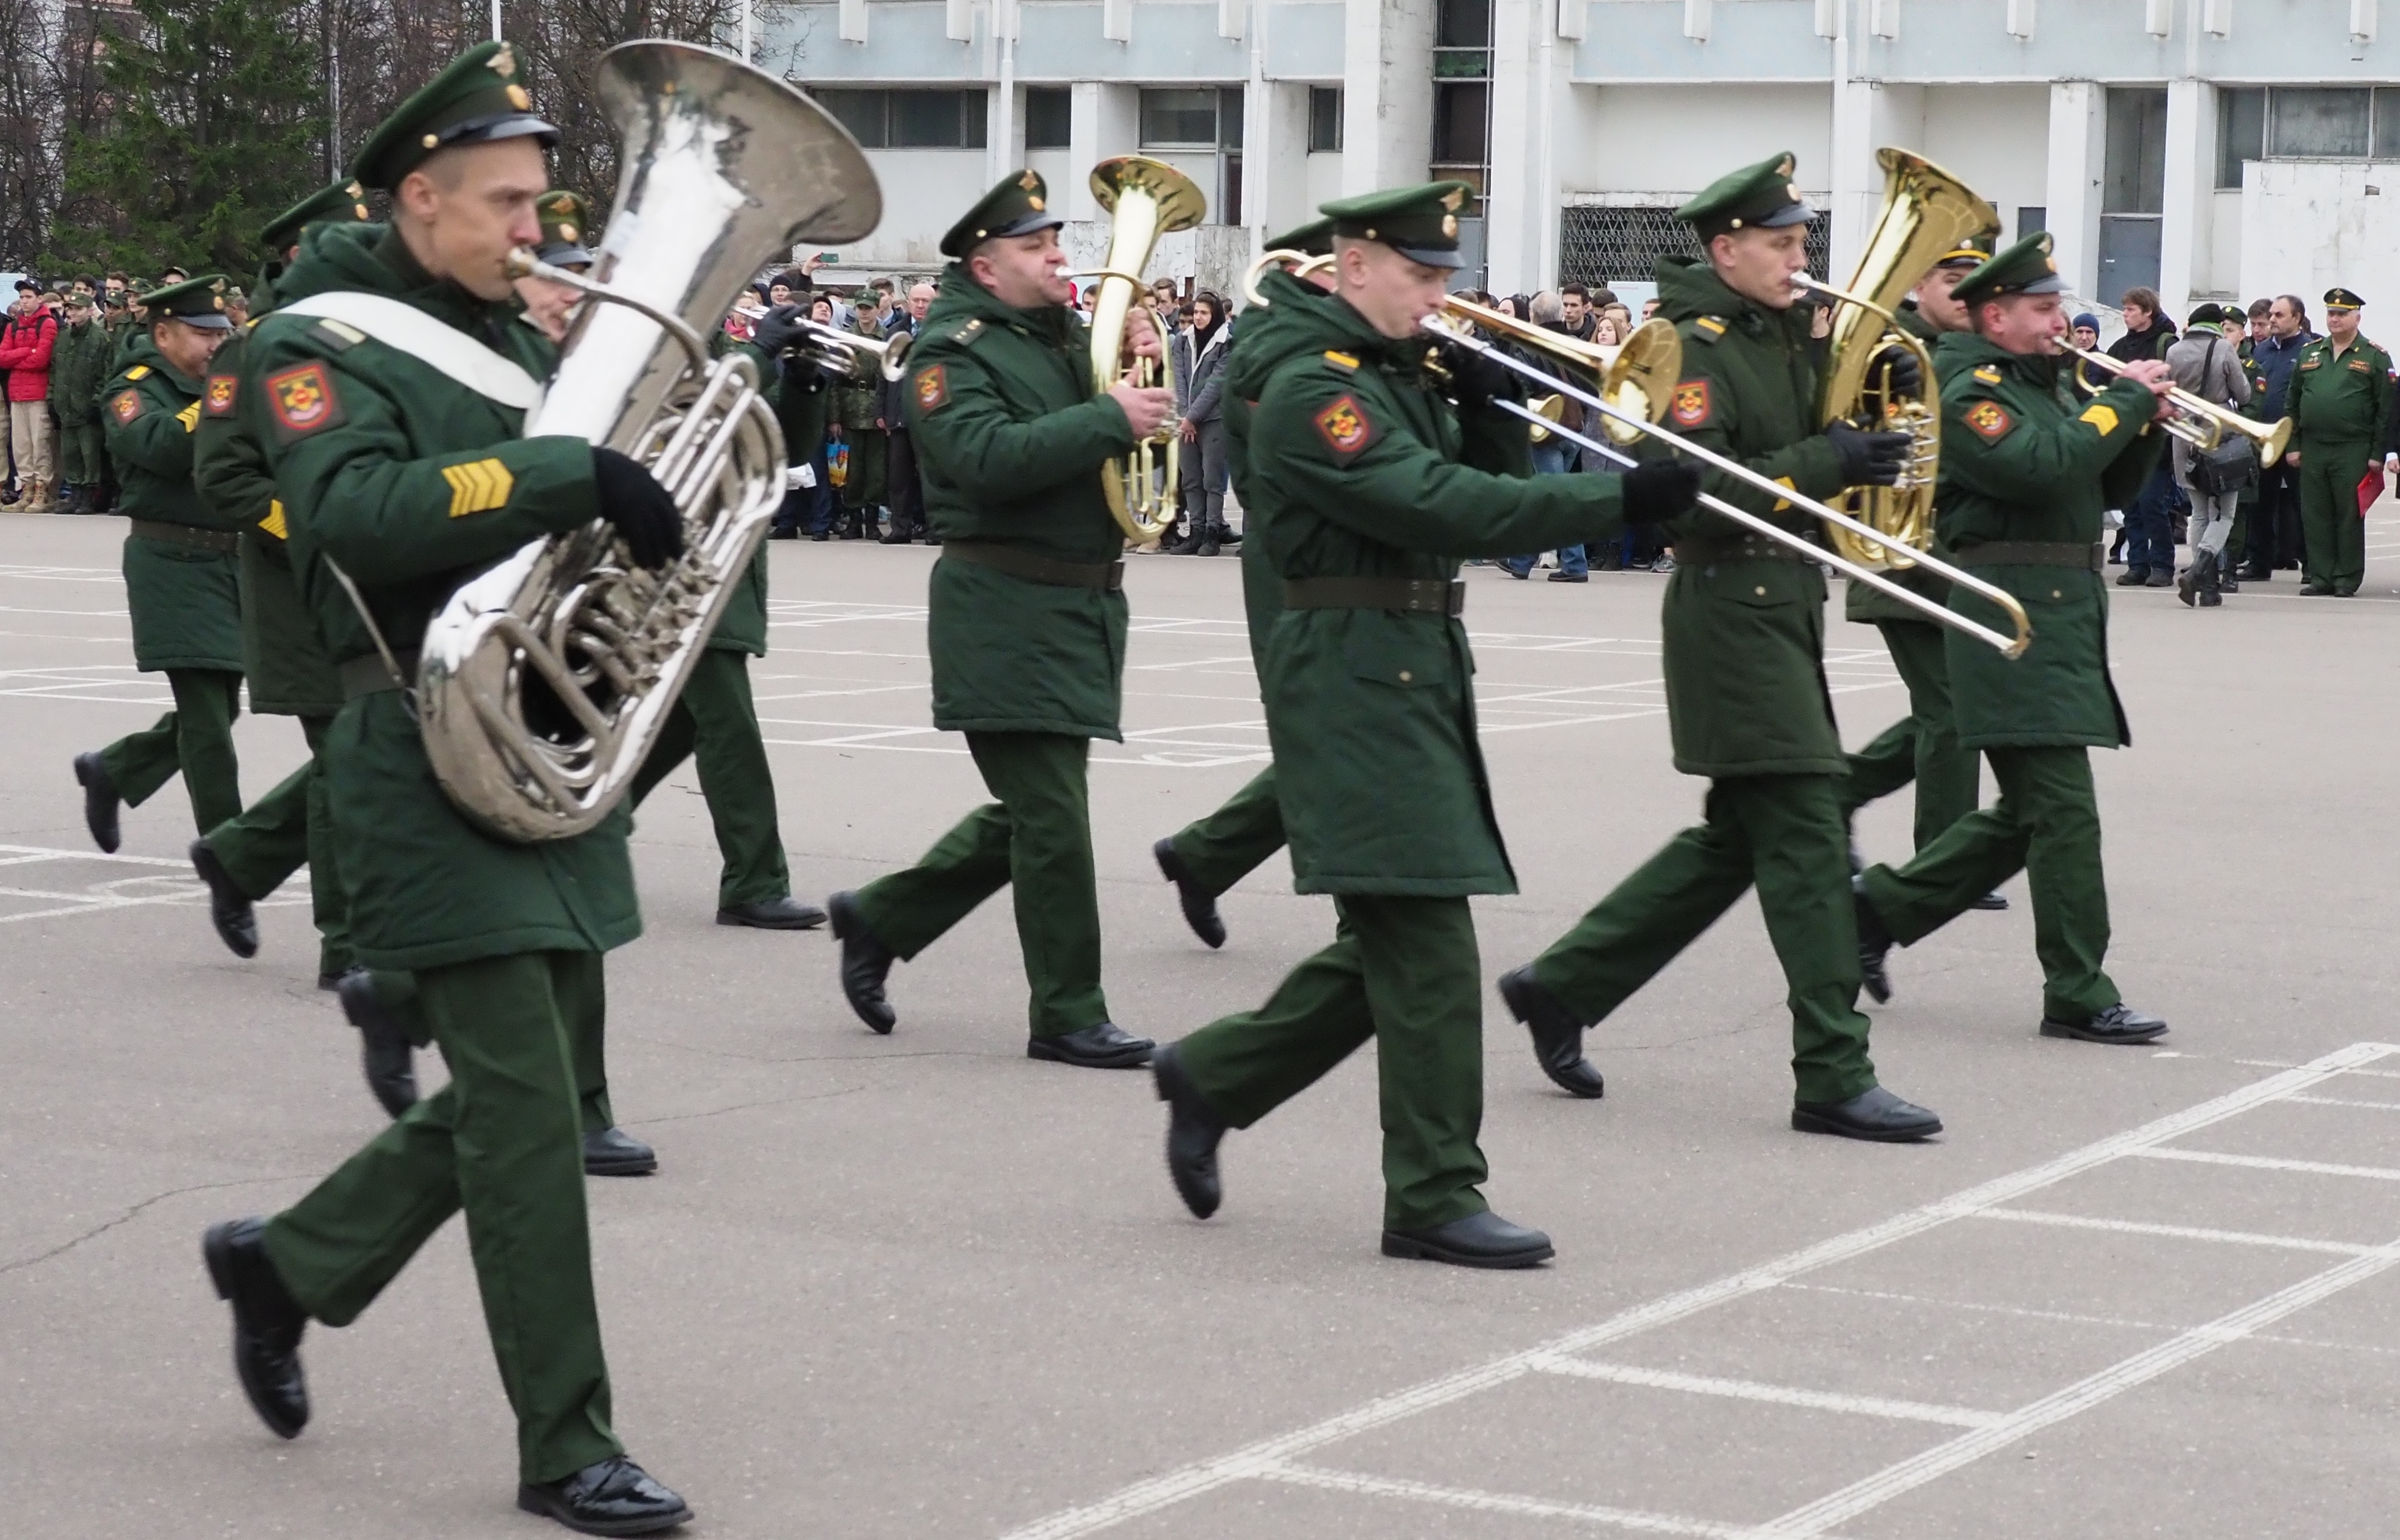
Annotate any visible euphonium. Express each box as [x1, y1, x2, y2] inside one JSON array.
[[1081, 157, 1206, 544], [1802, 149, 1999, 571], [418, 40, 881, 842]]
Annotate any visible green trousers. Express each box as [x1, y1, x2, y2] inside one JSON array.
[[1841, 619, 1979, 855], [58, 421, 104, 487], [204, 714, 353, 977], [1859, 744, 2119, 1025], [262, 950, 621, 1484], [854, 731, 1106, 1038], [1175, 894, 1488, 1231], [2296, 440, 2371, 593], [1168, 764, 1286, 896], [839, 427, 889, 511], [629, 647, 790, 907], [1530, 774, 1876, 1105], [97, 666, 243, 834]]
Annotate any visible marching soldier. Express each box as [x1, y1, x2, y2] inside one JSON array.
[[828, 170, 1170, 1069], [72, 275, 243, 852], [2284, 286, 2391, 597], [197, 44, 693, 1534], [188, 181, 373, 988], [1854, 232, 2174, 1047], [1495, 154, 1941, 1140], [1838, 232, 2007, 912], [1152, 218, 1335, 948], [1152, 183, 1693, 1266]]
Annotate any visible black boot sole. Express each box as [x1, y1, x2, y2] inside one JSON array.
[[202, 1224, 307, 1439], [1380, 1231, 1555, 1268], [1027, 1037, 1153, 1069], [1790, 1107, 1943, 1141], [2039, 1017, 2169, 1045], [515, 1485, 693, 1537], [584, 1153, 660, 1177], [714, 905, 829, 930]]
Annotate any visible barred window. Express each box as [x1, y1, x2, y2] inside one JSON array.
[[1558, 205, 1828, 290]]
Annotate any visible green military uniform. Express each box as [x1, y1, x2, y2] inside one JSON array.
[[86, 276, 246, 836], [831, 311, 889, 525], [191, 181, 375, 982], [2284, 288, 2391, 596], [48, 299, 111, 506], [235, 44, 645, 1492], [1513, 157, 1901, 1119], [1158, 221, 1333, 917], [843, 172, 1139, 1046], [1857, 233, 2168, 1042], [1838, 235, 1994, 858]]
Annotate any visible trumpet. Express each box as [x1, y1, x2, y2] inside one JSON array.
[[1426, 317, 2033, 660], [2060, 342, 2293, 463], [784, 314, 911, 384], [1241, 248, 1334, 307]]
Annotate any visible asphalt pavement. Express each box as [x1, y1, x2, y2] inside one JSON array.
[[4, 509, 2399, 1539]]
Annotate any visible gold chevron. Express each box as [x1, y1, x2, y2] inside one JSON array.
[[175, 400, 202, 432], [440, 457, 514, 518], [258, 500, 288, 540]]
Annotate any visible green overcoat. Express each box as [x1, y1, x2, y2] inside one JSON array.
[[1842, 304, 1952, 626], [1245, 286, 1626, 895], [250, 222, 638, 972], [104, 341, 245, 673], [1647, 256, 1851, 777], [700, 332, 828, 660], [48, 317, 111, 426], [1221, 271, 1324, 676], [2285, 333, 2394, 454], [1931, 332, 2164, 750], [904, 263, 1136, 739]]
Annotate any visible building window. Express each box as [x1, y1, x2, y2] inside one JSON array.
[[812, 88, 988, 150], [2016, 205, 2045, 242], [2217, 87, 2264, 188], [2218, 85, 2400, 187], [1308, 86, 1343, 153], [2103, 87, 2167, 215], [1139, 87, 1242, 150], [1430, 0, 1492, 211], [1025, 87, 1072, 151]]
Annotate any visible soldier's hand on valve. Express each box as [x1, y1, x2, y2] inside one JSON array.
[[1124, 305, 1162, 360], [1824, 421, 1913, 487], [1434, 341, 1525, 412], [1619, 459, 1703, 525], [1875, 349, 1923, 398], [592, 446, 687, 571], [2112, 357, 2176, 418], [1108, 381, 1175, 439]]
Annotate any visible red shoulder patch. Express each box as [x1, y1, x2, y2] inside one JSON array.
[[1670, 378, 1710, 428], [1963, 400, 2013, 441], [913, 364, 948, 413], [109, 389, 142, 425], [265, 362, 344, 439], [202, 373, 238, 417], [1311, 394, 1375, 463]]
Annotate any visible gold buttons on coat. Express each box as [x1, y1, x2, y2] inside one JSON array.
[[1398, 670, 1413, 683], [1754, 585, 1767, 596]]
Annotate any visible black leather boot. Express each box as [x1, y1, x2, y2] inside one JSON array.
[[1382, 1210, 1554, 1268], [73, 750, 121, 853], [828, 891, 896, 1032], [516, 1455, 692, 1535], [1153, 1044, 1228, 1219], [1153, 837, 1225, 948], [337, 968, 418, 1119], [1497, 966, 1603, 1098], [202, 1217, 310, 1438], [1855, 880, 1894, 1004], [189, 838, 260, 958]]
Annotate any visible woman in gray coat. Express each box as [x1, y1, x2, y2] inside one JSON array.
[[1169, 291, 1234, 555]]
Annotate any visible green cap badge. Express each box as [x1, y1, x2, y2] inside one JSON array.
[[350, 41, 559, 192]]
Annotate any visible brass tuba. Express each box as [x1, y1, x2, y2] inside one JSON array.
[[418, 40, 880, 842], [1798, 149, 1998, 571], [1079, 157, 1206, 544]]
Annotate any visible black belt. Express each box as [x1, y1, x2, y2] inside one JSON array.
[[1282, 577, 1466, 616], [941, 540, 1124, 592], [340, 649, 419, 701], [1957, 541, 2104, 573], [129, 519, 239, 554], [1673, 536, 1817, 565]]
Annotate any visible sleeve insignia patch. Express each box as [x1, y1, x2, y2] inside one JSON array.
[[1971, 365, 2003, 385], [266, 363, 344, 438], [124, 364, 151, 380], [1670, 379, 1711, 427], [2076, 401, 2120, 436], [109, 389, 142, 425], [1965, 400, 2014, 440], [1312, 394, 1375, 462], [175, 400, 202, 432], [914, 364, 949, 413], [440, 457, 514, 517], [203, 374, 238, 417], [258, 500, 289, 540]]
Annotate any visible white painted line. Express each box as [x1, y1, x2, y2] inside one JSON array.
[[1976, 1207, 2375, 1256], [1527, 1355, 2000, 1428], [0, 842, 190, 867], [1781, 1281, 2400, 1360], [1258, 1463, 1765, 1539], [2287, 1094, 2400, 1111], [990, 1043, 2397, 1540], [1749, 1233, 2400, 1537], [2136, 1146, 2400, 1182]]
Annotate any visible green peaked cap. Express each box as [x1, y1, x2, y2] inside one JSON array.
[[1677, 153, 1814, 239], [262, 179, 372, 254], [142, 273, 235, 330], [1319, 181, 1471, 269], [941, 169, 1064, 259], [351, 40, 559, 192], [1952, 231, 2067, 307]]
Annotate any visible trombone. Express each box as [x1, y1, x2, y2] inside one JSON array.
[[2060, 341, 2293, 463], [1426, 306, 2033, 660], [1242, 248, 1333, 307]]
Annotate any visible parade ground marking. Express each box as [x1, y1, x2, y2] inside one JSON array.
[[0, 844, 308, 924], [997, 1043, 2400, 1540]]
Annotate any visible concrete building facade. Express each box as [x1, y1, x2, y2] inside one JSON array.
[[770, 0, 2400, 318]]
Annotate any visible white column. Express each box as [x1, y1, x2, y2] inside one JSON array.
[[1067, 83, 1141, 221], [2045, 80, 2106, 299], [1485, 0, 1558, 292], [2158, 77, 2214, 315], [1340, 0, 1435, 195], [1829, 78, 1922, 280], [1256, 83, 1313, 244]]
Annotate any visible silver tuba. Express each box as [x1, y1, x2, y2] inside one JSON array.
[[418, 40, 879, 842]]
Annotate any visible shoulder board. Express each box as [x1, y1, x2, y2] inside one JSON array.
[[125, 364, 150, 380], [1321, 349, 1359, 373], [1971, 364, 2003, 386], [242, 317, 262, 333], [309, 318, 367, 353], [947, 318, 987, 346], [1693, 316, 1728, 341]]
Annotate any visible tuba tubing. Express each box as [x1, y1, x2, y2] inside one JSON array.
[[1080, 156, 1206, 545]]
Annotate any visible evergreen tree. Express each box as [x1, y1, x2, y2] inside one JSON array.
[[47, 0, 324, 280]]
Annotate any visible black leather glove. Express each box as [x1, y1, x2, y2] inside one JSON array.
[[751, 302, 805, 359], [1824, 421, 1913, 487], [591, 447, 686, 571], [1437, 341, 1525, 412], [1875, 348, 1924, 399], [1620, 459, 1703, 526]]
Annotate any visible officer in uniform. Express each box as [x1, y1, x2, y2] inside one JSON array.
[[197, 44, 693, 1535], [1854, 232, 2174, 1047], [1151, 218, 1335, 948], [1836, 232, 2008, 912], [1495, 155, 1941, 1140], [188, 181, 374, 986], [2283, 286, 2391, 597], [1152, 183, 1692, 1266], [72, 275, 243, 851], [828, 170, 1170, 1069]]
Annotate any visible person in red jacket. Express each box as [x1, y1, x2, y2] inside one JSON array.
[[0, 290, 59, 511]]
